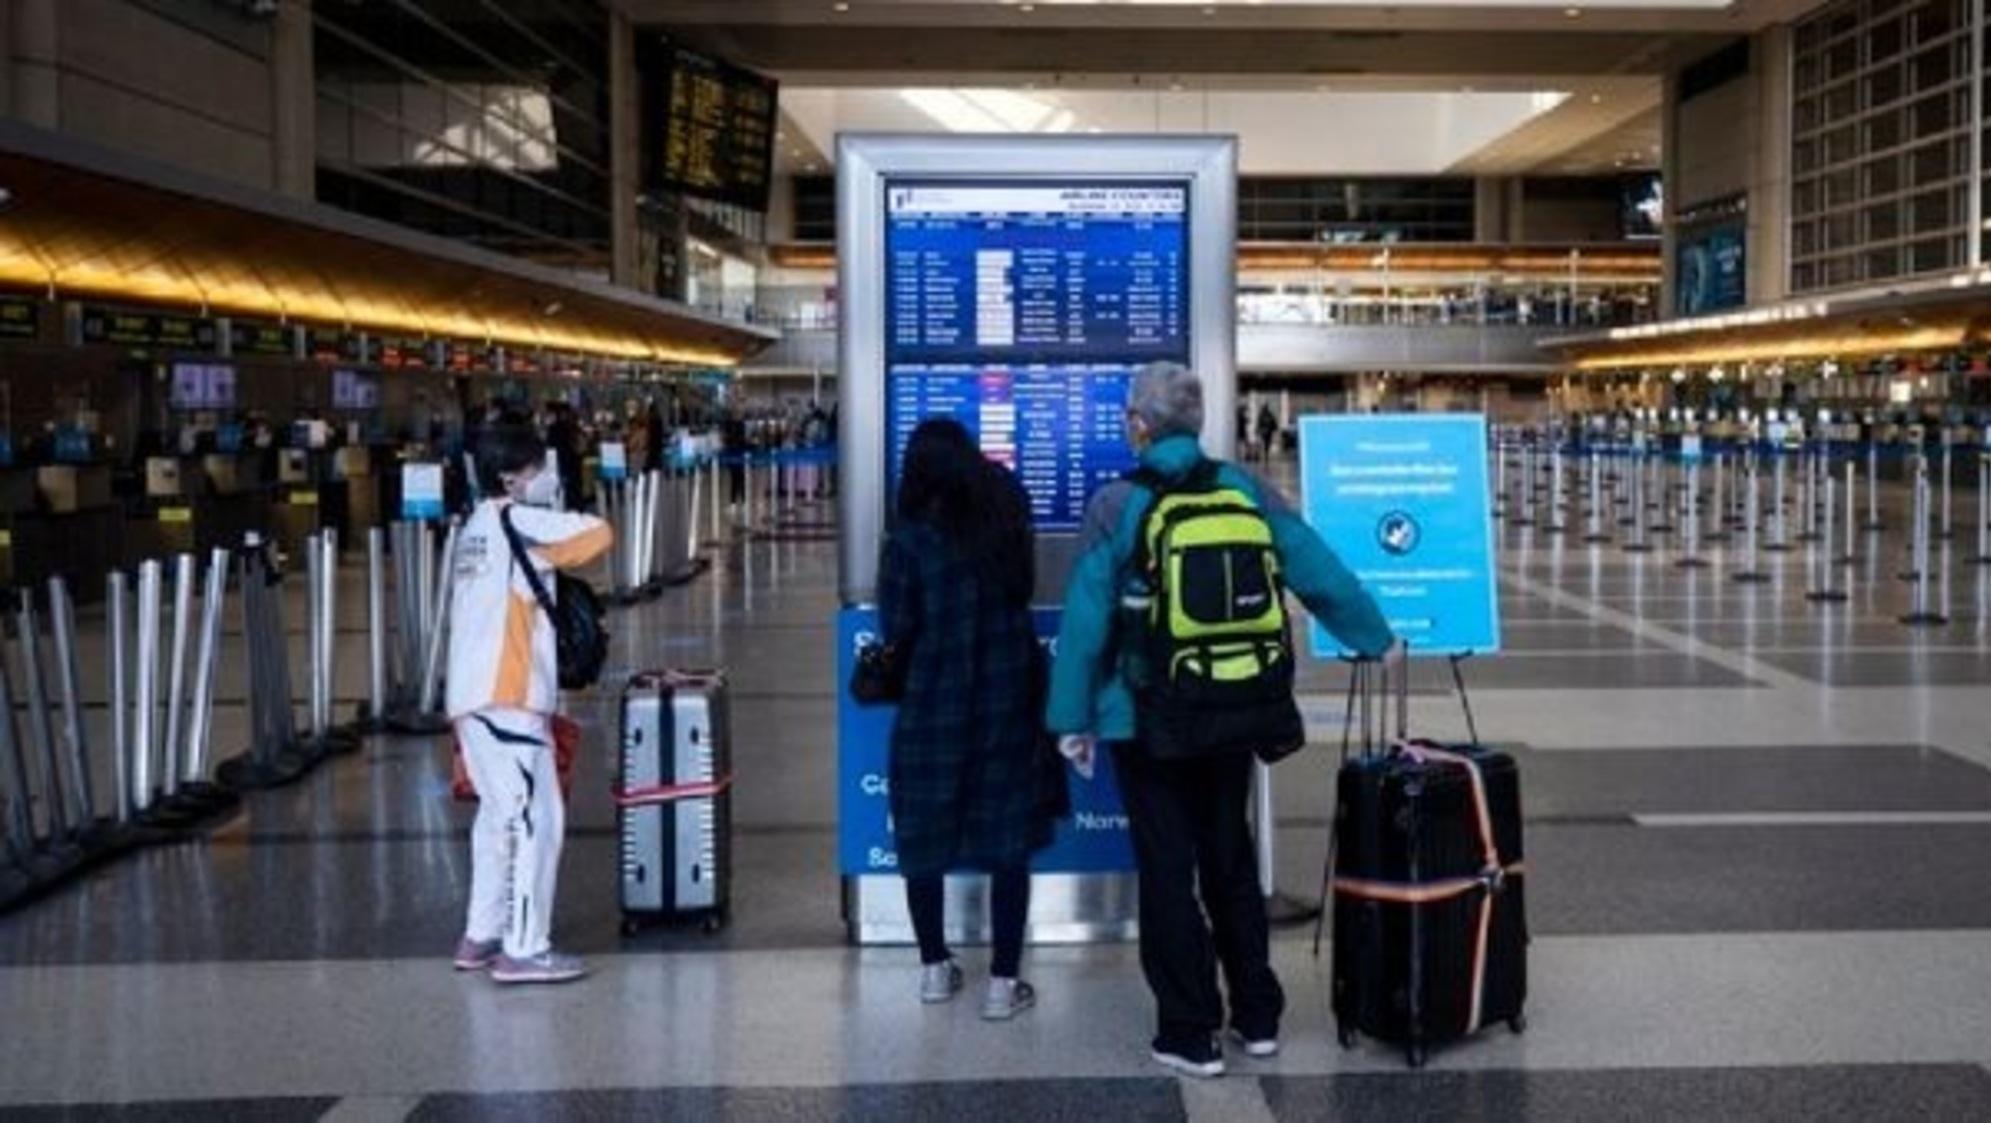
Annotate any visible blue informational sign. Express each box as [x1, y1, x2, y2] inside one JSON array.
[[1298, 414, 1501, 656], [401, 461, 444, 521], [885, 364, 1137, 530], [836, 607, 1134, 876]]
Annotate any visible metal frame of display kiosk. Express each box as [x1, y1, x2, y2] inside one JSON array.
[[836, 133, 1239, 945]]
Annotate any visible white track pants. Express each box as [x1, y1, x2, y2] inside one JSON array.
[[459, 708, 564, 959]]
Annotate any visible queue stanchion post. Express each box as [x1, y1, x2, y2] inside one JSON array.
[[13, 592, 69, 844], [415, 518, 459, 721], [1901, 462, 1948, 626], [177, 548, 235, 815], [359, 527, 390, 732], [0, 596, 40, 867], [1676, 460, 1707, 569], [155, 554, 196, 817], [1808, 470, 1848, 603], [1940, 440, 1955, 540], [45, 577, 95, 839], [1493, 442, 1507, 520], [1584, 450, 1610, 543], [1899, 452, 1927, 581], [106, 572, 133, 826], [1733, 461, 1770, 584], [1544, 448, 1566, 535], [1764, 450, 1792, 552], [1841, 461, 1859, 565], [1650, 456, 1676, 534], [1865, 441, 1884, 531], [1620, 452, 1652, 554], [219, 536, 313, 788], [1974, 453, 1991, 565], [1706, 453, 1730, 542], [1512, 445, 1534, 527], [304, 534, 326, 744], [314, 531, 359, 754], [1797, 449, 1821, 543], [132, 561, 162, 812]]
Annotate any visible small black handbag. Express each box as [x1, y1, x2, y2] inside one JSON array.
[[848, 640, 907, 705]]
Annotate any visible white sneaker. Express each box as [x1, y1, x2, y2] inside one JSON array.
[[981, 977, 1037, 1021], [1151, 1037, 1227, 1079], [490, 949, 588, 985], [920, 960, 964, 1004], [1228, 1028, 1280, 1058]]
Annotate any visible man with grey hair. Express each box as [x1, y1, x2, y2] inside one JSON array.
[[1046, 360, 1397, 1078]]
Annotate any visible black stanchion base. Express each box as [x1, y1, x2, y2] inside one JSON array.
[[1806, 589, 1850, 602], [1583, 534, 1614, 543], [1797, 533, 1823, 543], [1732, 571, 1773, 584], [1704, 532, 1733, 543], [661, 557, 712, 587], [1973, 556, 1991, 566], [1617, 517, 1636, 527], [1541, 525, 1568, 536], [0, 824, 157, 916], [1507, 517, 1534, 527], [305, 730, 365, 758], [1762, 543, 1794, 553], [1864, 522, 1888, 532], [1620, 543, 1655, 554], [386, 710, 452, 737], [1898, 571, 1920, 583], [1899, 612, 1950, 626], [1675, 557, 1711, 569], [1266, 890, 1323, 928], [215, 747, 318, 791]]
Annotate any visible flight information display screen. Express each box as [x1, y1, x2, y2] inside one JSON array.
[[888, 364, 1138, 530], [883, 181, 1189, 530]]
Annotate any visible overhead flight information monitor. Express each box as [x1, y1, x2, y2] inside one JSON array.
[[883, 182, 1190, 529]]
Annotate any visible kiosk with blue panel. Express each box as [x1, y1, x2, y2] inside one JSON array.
[[835, 136, 1240, 943]]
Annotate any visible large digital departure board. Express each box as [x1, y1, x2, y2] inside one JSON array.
[[884, 182, 1189, 530], [644, 43, 777, 210]]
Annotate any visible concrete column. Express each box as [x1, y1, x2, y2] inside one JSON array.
[[270, 0, 314, 199], [609, 10, 640, 290], [1474, 176, 1526, 243], [1750, 25, 1792, 306], [8, 0, 60, 129]]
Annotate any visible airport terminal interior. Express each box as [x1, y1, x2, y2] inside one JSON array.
[[9, 0, 1991, 1119]]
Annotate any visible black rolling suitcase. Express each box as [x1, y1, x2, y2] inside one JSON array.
[[1328, 658, 1527, 1068], [615, 669, 733, 934]]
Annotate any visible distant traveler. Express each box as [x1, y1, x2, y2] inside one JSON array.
[[875, 418, 1065, 1021], [448, 422, 613, 985], [1256, 404, 1279, 462], [542, 401, 584, 511], [1046, 361, 1398, 1077]]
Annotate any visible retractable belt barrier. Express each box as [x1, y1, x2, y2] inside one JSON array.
[[716, 447, 839, 543], [598, 467, 709, 605], [3, 555, 242, 913]]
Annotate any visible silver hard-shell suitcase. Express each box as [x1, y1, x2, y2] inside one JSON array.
[[617, 669, 732, 933]]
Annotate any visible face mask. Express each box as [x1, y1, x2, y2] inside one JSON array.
[[518, 468, 561, 508]]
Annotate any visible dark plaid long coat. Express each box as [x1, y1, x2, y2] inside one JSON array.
[[877, 521, 1060, 878]]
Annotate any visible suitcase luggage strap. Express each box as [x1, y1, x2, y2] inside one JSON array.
[[1332, 740, 1520, 1038], [612, 775, 733, 807]]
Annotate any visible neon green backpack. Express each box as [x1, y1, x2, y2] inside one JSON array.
[[1125, 460, 1304, 761]]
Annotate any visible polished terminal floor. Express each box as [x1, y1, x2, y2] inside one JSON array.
[[7, 458, 1991, 1121]]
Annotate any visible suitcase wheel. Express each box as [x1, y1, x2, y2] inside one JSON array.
[[1508, 1014, 1527, 1036], [701, 913, 724, 935], [620, 918, 644, 937], [1335, 1025, 1356, 1050], [1406, 1043, 1428, 1069]]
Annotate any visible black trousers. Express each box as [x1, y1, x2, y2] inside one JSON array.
[[904, 866, 1031, 978], [1113, 743, 1283, 1050]]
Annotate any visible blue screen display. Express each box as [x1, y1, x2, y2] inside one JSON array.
[[888, 364, 1138, 531], [884, 181, 1188, 530], [886, 182, 1188, 363]]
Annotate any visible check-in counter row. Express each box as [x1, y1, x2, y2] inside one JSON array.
[[0, 447, 395, 601]]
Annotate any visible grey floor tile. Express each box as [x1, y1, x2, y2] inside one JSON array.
[[408, 1079, 1184, 1123], [1261, 1065, 1991, 1123]]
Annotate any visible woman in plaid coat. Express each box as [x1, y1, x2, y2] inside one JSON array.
[[878, 419, 1063, 1021]]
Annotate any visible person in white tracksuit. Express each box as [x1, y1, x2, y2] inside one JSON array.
[[448, 420, 612, 984]]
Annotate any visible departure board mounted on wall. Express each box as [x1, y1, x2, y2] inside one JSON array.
[[641, 40, 777, 211]]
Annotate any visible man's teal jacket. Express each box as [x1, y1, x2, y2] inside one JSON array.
[[1045, 433, 1396, 742]]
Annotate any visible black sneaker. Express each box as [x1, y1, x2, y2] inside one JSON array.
[[1150, 1036, 1226, 1079]]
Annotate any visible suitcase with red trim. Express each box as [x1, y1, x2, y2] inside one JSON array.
[[617, 669, 732, 934], [1329, 660, 1527, 1067]]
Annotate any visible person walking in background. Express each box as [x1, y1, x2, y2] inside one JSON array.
[[448, 421, 613, 985], [1047, 361, 1398, 1077], [876, 418, 1066, 1021]]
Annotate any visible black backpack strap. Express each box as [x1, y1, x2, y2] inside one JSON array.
[[498, 505, 556, 616]]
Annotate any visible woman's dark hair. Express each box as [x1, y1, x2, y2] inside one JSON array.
[[475, 419, 545, 495], [897, 418, 1034, 605]]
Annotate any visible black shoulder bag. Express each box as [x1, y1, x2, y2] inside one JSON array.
[[499, 505, 610, 690]]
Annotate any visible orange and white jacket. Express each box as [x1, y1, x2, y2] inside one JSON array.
[[445, 499, 613, 719]]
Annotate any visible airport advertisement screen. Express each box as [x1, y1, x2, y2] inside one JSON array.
[[883, 181, 1189, 530]]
